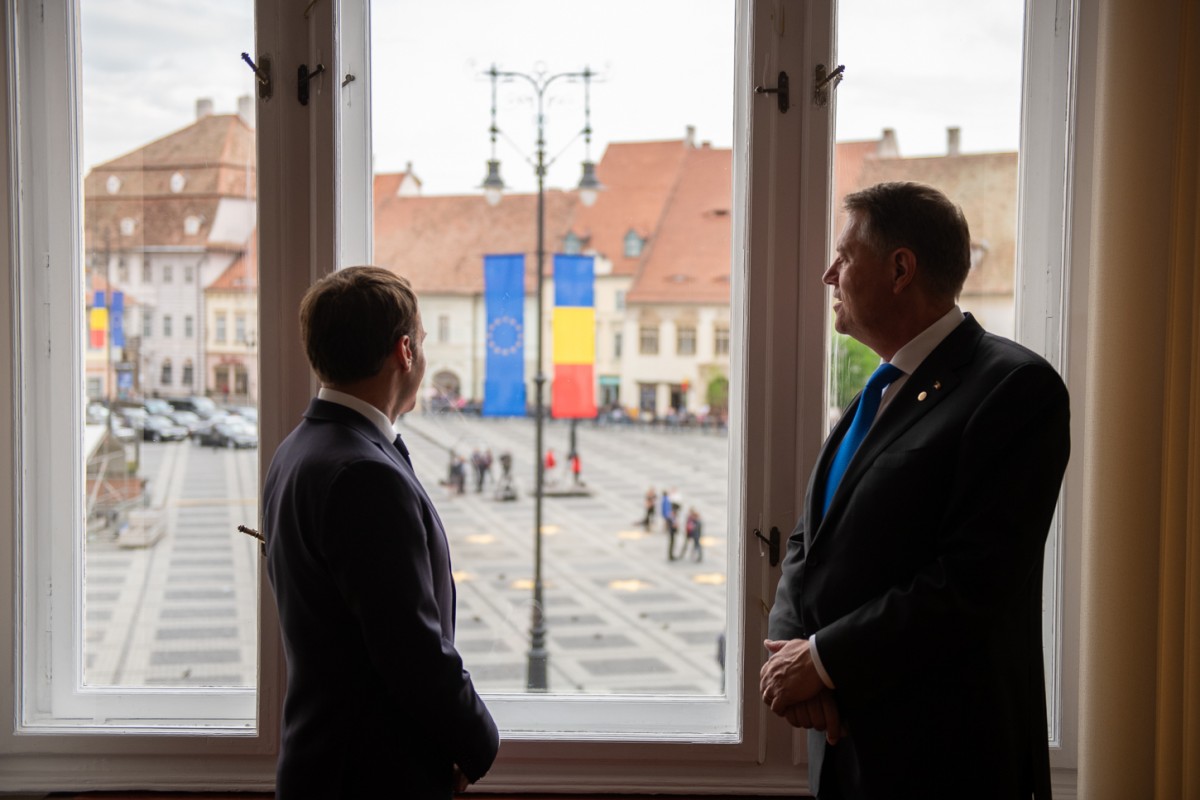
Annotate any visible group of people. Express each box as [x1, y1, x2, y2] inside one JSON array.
[[543, 447, 583, 486], [260, 181, 1069, 799], [643, 487, 703, 562]]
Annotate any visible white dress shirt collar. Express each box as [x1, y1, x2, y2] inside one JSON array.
[[317, 387, 397, 441]]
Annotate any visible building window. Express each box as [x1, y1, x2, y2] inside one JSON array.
[[714, 326, 730, 356], [615, 290, 626, 310], [184, 315, 193, 338], [639, 325, 659, 355], [215, 313, 227, 343], [160, 359, 173, 386], [235, 313, 247, 344], [563, 231, 582, 255], [181, 360, 194, 386], [438, 313, 451, 343], [142, 310, 152, 338], [184, 216, 202, 236], [116, 260, 128, 282], [119, 217, 136, 236], [142, 263, 152, 283], [169, 171, 186, 193], [613, 331, 622, 359], [623, 229, 644, 258], [105, 174, 121, 194], [162, 314, 172, 338], [162, 264, 173, 283], [677, 326, 697, 355], [184, 265, 194, 283]]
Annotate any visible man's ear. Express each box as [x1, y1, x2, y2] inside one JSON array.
[[395, 334, 413, 370], [891, 247, 917, 294]]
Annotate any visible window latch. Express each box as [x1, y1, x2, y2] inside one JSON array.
[[814, 63, 845, 108], [298, 63, 325, 106], [754, 526, 781, 566], [241, 52, 272, 102], [754, 71, 790, 113]]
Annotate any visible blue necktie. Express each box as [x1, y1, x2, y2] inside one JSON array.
[[822, 362, 903, 513], [393, 434, 412, 466]]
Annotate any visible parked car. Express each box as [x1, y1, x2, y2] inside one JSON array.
[[168, 395, 221, 419], [195, 418, 257, 449], [143, 398, 174, 416], [224, 404, 258, 422], [142, 414, 189, 442], [168, 409, 203, 434]]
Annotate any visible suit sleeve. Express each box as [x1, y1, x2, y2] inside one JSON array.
[[814, 362, 1070, 702], [320, 461, 498, 781], [767, 517, 808, 640]]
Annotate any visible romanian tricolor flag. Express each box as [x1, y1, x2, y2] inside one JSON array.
[[89, 290, 108, 349], [551, 254, 596, 419]]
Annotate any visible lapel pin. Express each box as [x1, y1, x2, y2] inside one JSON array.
[[918, 391, 928, 401], [934, 380, 942, 390]]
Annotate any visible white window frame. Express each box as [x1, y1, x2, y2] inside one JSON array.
[[0, 0, 1088, 794]]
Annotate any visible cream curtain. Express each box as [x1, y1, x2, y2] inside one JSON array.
[[1079, 1, 1200, 797]]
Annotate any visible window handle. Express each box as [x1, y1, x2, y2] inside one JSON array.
[[754, 526, 781, 566]]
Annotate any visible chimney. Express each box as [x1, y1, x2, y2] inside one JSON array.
[[878, 128, 899, 158], [196, 98, 214, 119], [237, 94, 254, 125], [685, 125, 696, 148], [947, 126, 961, 156]]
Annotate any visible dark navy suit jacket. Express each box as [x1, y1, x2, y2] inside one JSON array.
[[263, 398, 498, 799], [768, 316, 1069, 799]]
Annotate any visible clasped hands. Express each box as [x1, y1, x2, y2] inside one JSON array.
[[760, 638, 848, 744]]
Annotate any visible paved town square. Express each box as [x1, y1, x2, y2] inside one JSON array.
[[84, 414, 732, 697]]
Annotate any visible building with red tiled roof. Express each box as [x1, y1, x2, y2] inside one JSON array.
[[622, 143, 733, 419], [205, 231, 258, 403], [83, 98, 257, 402]]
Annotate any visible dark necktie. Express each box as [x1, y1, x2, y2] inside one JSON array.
[[393, 433, 412, 466], [822, 362, 903, 513]]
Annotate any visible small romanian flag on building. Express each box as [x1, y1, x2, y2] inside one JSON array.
[[89, 290, 108, 349], [551, 254, 596, 419]]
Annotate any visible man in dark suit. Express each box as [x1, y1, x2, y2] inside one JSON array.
[[761, 183, 1069, 799], [263, 266, 499, 798]]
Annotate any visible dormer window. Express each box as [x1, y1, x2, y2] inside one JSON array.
[[119, 217, 136, 236], [105, 175, 122, 194], [562, 231, 582, 255], [169, 172, 187, 193], [623, 229, 644, 258], [184, 215, 202, 236]]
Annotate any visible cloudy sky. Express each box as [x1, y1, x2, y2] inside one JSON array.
[[81, 0, 1023, 196]]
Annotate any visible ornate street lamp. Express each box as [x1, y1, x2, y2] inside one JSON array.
[[481, 62, 600, 692]]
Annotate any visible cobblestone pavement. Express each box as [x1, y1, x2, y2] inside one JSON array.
[[84, 414, 731, 697]]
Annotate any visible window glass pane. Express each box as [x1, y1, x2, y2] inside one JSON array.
[[371, 0, 734, 704], [80, 0, 259, 696], [830, 0, 1058, 732], [830, 1, 1022, 418]]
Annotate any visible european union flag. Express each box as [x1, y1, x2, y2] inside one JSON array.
[[110, 291, 125, 348], [483, 254, 527, 416]]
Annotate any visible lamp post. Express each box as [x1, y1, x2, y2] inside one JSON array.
[[482, 63, 600, 692]]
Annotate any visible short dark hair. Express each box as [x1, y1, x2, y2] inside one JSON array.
[[843, 182, 972, 300], [299, 266, 419, 385]]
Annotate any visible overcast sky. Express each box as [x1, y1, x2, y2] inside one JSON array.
[[81, 0, 1023, 196]]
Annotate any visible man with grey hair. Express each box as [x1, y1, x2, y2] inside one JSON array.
[[762, 183, 1069, 799]]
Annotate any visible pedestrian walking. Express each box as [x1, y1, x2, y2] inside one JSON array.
[[662, 488, 679, 561], [680, 507, 703, 562], [642, 487, 657, 530], [569, 451, 582, 485]]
